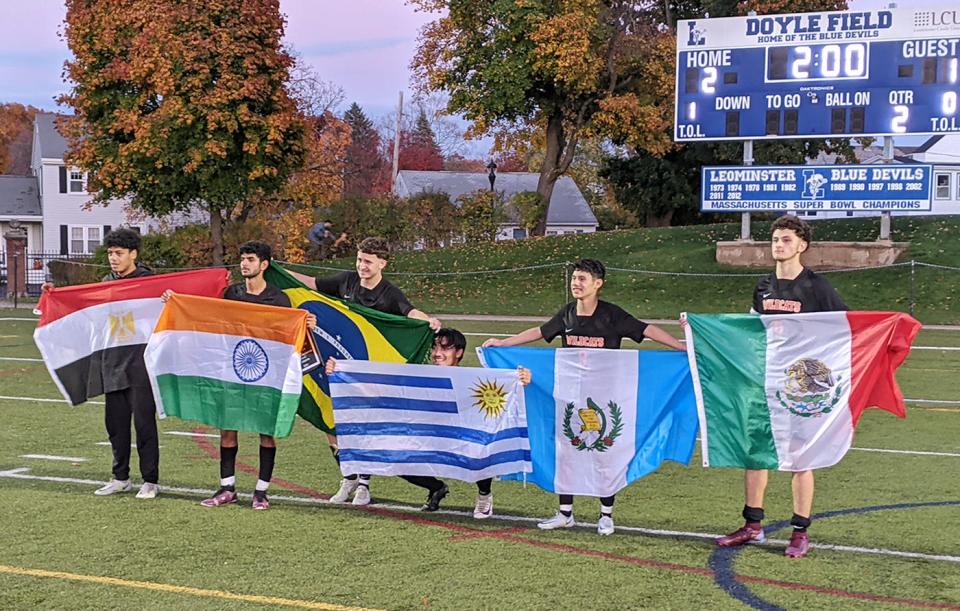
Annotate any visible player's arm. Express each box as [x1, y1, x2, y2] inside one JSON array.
[[407, 308, 441, 331], [482, 326, 543, 348], [643, 324, 685, 351], [287, 270, 318, 290]]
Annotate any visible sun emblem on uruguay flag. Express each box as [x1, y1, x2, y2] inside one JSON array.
[[233, 339, 269, 382], [471, 379, 508, 418]]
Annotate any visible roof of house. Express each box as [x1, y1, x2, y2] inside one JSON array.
[[394, 170, 598, 226], [0, 175, 41, 217], [35, 112, 69, 160], [912, 135, 945, 154]]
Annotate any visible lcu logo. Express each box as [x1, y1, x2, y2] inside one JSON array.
[[687, 22, 706, 46], [802, 170, 828, 200]]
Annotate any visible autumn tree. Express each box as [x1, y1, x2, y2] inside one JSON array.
[[0, 104, 39, 175], [60, 0, 305, 264], [398, 108, 445, 171], [412, 0, 671, 235], [343, 102, 389, 198]]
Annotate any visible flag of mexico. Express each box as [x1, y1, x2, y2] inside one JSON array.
[[33, 269, 228, 405], [683, 311, 921, 471], [144, 294, 308, 438]]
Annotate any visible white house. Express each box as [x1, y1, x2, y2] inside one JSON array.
[[799, 135, 960, 220], [394, 170, 599, 239], [29, 113, 211, 255]]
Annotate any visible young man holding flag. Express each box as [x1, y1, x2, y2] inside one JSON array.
[[483, 259, 684, 535], [43, 229, 162, 499], [326, 328, 530, 517], [163, 241, 316, 510], [716, 215, 846, 558], [288, 236, 441, 506]]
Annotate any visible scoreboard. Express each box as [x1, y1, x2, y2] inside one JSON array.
[[675, 7, 960, 141]]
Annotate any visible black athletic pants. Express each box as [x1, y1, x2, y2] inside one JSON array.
[[402, 476, 493, 495], [104, 385, 159, 484]]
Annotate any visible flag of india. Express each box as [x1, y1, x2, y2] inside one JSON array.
[[144, 293, 308, 438], [684, 311, 920, 471]]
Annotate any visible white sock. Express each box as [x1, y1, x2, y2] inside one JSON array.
[[559, 504, 573, 516], [255, 479, 270, 492], [221, 476, 236, 488]]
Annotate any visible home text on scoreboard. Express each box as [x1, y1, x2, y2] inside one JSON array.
[[675, 8, 960, 141]]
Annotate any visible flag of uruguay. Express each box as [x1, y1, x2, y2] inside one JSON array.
[[328, 360, 532, 482], [478, 346, 698, 497]]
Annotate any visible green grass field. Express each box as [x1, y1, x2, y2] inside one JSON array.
[[1, 310, 958, 610], [285, 216, 960, 324]]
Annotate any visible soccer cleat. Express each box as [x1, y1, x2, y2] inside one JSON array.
[[352, 484, 371, 506], [784, 531, 810, 558], [135, 482, 160, 499], [473, 494, 493, 519], [252, 492, 270, 511], [94, 479, 132, 496], [200, 488, 238, 507], [597, 515, 615, 536], [329, 478, 358, 503], [716, 523, 766, 547], [421, 484, 449, 512], [537, 512, 575, 530]]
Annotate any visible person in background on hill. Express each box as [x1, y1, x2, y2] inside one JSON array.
[[162, 241, 316, 510], [711, 214, 847, 559], [43, 228, 161, 499], [483, 258, 684, 535], [307, 220, 335, 260], [288, 236, 441, 506], [325, 328, 531, 516]]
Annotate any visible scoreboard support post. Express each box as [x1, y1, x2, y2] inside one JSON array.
[[880, 135, 894, 241], [740, 140, 754, 240]]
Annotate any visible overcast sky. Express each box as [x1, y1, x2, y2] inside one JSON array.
[[0, 1, 436, 118]]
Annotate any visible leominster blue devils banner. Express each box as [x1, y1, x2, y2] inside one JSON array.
[[329, 360, 531, 482], [478, 347, 697, 497], [265, 263, 434, 434]]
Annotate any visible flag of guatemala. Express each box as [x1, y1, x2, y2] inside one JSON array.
[[328, 360, 532, 481], [478, 347, 698, 497]]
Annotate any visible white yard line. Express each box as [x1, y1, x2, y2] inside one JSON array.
[[851, 447, 960, 458], [0, 395, 103, 405], [164, 431, 220, 438], [20, 454, 88, 462], [0, 467, 957, 564], [0, 357, 43, 362], [94, 442, 163, 448]]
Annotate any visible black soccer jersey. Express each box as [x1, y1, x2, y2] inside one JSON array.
[[223, 282, 291, 308], [540, 301, 648, 349], [314, 271, 414, 316], [752, 267, 847, 314]]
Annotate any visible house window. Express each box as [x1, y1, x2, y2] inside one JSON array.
[[512, 228, 527, 239], [69, 225, 101, 254], [69, 169, 85, 193], [935, 173, 951, 199]]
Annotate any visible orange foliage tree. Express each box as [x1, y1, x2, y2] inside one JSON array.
[[60, 0, 306, 264]]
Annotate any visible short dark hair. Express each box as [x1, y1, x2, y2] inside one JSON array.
[[103, 228, 141, 252], [572, 258, 605, 280], [434, 328, 466, 362], [357, 236, 390, 260], [771, 215, 813, 243], [238, 240, 272, 263]]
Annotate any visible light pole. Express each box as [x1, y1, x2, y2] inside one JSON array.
[[487, 160, 497, 192]]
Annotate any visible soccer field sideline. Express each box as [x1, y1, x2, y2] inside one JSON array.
[[2, 465, 959, 566]]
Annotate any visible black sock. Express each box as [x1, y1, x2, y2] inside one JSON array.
[[790, 514, 811, 533], [345, 474, 358, 481], [259, 445, 276, 484], [476, 478, 492, 496], [742, 505, 765, 525], [220, 445, 238, 487]]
